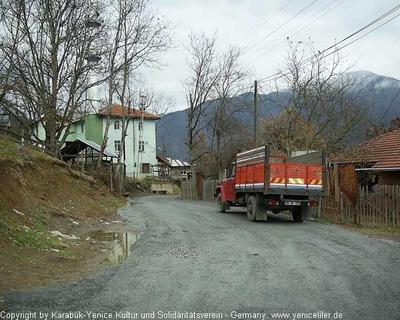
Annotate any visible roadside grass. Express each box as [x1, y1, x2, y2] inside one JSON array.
[[0, 205, 65, 250], [0, 134, 57, 164], [313, 216, 400, 240], [0, 135, 25, 163]]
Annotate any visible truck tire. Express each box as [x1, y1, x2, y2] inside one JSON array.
[[292, 208, 303, 222], [247, 195, 257, 222], [217, 193, 229, 213]]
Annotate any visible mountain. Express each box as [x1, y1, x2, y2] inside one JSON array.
[[347, 70, 400, 121], [156, 71, 400, 160], [156, 92, 282, 160]]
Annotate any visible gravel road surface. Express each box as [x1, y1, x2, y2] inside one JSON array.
[[4, 195, 400, 320]]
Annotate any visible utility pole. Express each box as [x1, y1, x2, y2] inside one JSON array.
[[136, 93, 146, 180], [254, 80, 258, 148]]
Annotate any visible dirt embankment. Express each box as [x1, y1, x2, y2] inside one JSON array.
[[0, 135, 126, 300]]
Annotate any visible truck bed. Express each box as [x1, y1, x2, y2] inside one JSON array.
[[234, 146, 323, 195]]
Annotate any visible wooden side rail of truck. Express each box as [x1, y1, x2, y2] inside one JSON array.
[[215, 146, 325, 222]]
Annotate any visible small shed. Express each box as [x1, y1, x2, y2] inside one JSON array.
[[60, 138, 117, 169], [156, 156, 191, 181]]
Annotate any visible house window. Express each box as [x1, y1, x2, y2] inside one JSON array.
[[114, 120, 120, 130], [114, 140, 121, 152], [141, 163, 150, 174], [138, 121, 143, 131], [139, 140, 144, 152]]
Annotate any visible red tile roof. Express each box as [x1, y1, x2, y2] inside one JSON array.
[[336, 128, 400, 169], [97, 104, 159, 120]]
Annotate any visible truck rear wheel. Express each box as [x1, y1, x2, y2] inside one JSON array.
[[217, 193, 229, 213], [247, 195, 257, 222]]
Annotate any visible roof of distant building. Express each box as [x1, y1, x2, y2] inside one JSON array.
[[157, 156, 190, 168], [332, 128, 400, 170], [166, 157, 190, 168], [97, 104, 159, 120]]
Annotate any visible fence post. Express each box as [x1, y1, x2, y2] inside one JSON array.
[[340, 192, 344, 221], [393, 185, 396, 227], [396, 186, 399, 227], [317, 196, 322, 218], [334, 162, 339, 202]]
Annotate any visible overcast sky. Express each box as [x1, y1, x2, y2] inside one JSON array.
[[143, 0, 400, 111]]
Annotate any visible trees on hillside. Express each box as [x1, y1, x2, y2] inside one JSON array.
[[259, 110, 325, 155], [95, 0, 172, 185], [0, 0, 106, 154], [184, 33, 252, 178], [262, 42, 368, 156], [208, 46, 252, 172], [184, 32, 220, 174], [366, 116, 400, 138], [181, 35, 372, 179], [0, 0, 172, 159]]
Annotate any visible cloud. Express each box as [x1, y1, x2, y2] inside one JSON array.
[[144, 0, 400, 111], [374, 79, 400, 90]]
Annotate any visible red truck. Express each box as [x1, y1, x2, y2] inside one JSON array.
[[215, 146, 325, 222]]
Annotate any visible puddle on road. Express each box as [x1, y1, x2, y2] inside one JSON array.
[[84, 230, 140, 264], [110, 231, 140, 264]]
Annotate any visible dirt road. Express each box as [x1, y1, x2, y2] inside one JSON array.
[[4, 195, 400, 319]]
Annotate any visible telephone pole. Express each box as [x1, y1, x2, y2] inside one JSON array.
[[136, 93, 146, 180], [254, 80, 258, 148]]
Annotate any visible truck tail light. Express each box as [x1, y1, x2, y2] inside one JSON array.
[[308, 201, 318, 207], [268, 200, 279, 206]]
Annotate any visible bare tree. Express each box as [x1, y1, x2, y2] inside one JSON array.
[[366, 116, 400, 138], [207, 45, 252, 173], [127, 81, 175, 124], [0, 0, 107, 154], [184, 32, 220, 173], [96, 0, 172, 178], [0, 41, 14, 105], [264, 41, 368, 156]]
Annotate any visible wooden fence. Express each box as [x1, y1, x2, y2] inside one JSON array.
[[321, 185, 400, 227], [182, 177, 400, 227], [181, 180, 217, 201]]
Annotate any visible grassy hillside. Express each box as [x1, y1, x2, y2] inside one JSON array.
[[0, 135, 126, 297]]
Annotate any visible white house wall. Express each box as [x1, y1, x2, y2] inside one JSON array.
[[102, 117, 157, 179]]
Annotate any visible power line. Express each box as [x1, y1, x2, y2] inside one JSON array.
[[303, 11, 400, 74], [259, 4, 400, 83], [242, 0, 320, 55], [320, 4, 400, 57], [236, 0, 296, 45], [258, 5, 400, 84], [322, 12, 400, 58], [248, 0, 345, 63]]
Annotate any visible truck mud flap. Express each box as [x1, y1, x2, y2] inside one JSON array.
[[256, 203, 268, 221]]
